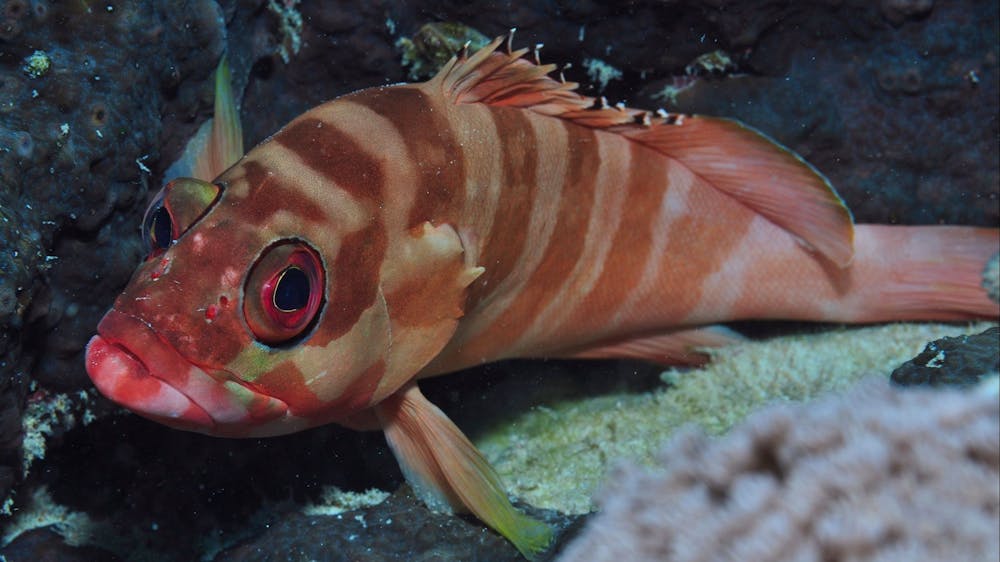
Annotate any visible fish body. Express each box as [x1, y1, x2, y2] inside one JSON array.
[[85, 37, 999, 558]]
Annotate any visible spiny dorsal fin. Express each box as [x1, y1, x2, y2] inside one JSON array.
[[428, 32, 855, 267]]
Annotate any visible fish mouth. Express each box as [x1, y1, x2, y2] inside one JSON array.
[[85, 309, 289, 436]]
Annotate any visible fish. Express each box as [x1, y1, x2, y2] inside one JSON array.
[[84, 33, 1000, 558]]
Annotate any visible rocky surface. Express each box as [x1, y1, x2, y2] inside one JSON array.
[[891, 326, 1000, 387], [0, 1, 996, 560]]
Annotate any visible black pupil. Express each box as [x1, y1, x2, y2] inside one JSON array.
[[273, 267, 310, 312], [149, 206, 173, 249]]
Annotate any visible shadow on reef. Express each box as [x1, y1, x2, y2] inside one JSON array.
[[4, 360, 603, 561]]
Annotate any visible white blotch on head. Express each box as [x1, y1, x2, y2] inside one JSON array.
[[221, 267, 241, 288], [190, 232, 206, 253]]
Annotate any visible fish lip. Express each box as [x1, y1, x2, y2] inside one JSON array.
[[85, 309, 288, 434], [86, 334, 215, 429]]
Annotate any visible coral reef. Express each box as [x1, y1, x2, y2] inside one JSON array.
[[556, 378, 1000, 562], [891, 326, 999, 387], [0, 0, 234, 516], [396, 22, 490, 80], [475, 323, 992, 514], [0, 0, 995, 560]]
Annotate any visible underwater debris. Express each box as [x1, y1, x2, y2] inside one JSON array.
[[651, 75, 699, 107], [684, 49, 737, 76], [396, 22, 490, 80], [582, 57, 622, 92]]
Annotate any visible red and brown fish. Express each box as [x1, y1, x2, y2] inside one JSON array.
[[84, 35, 1000, 558]]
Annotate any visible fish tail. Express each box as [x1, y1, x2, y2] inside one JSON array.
[[843, 224, 999, 322]]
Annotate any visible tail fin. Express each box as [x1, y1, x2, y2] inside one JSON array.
[[848, 225, 999, 322]]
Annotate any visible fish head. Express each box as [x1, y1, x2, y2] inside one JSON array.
[[86, 167, 392, 438]]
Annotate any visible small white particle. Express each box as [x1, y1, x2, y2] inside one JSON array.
[[927, 349, 946, 368]]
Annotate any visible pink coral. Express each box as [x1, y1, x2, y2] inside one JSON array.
[[558, 378, 999, 562]]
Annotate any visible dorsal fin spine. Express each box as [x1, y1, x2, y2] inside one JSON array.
[[427, 34, 855, 266]]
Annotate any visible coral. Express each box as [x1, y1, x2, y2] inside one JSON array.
[[267, 0, 303, 63], [556, 378, 1000, 562], [475, 323, 992, 514], [395, 22, 490, 80], [19, 389, 100, 478], [2, 487, 97, 548], [301, 486, 389, 516], [20, 50, 50, 79], [891, 326, 999, 387], [582, 57, 623, 92]]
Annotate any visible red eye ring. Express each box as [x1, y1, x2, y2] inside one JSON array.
[[244, 242, 325, 346]]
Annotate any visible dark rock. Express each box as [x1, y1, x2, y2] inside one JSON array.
[[0, 528, 121, 562], [213, 486, 582, 562], [891, 327, 1000, 387]]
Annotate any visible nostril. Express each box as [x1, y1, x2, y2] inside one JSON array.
[[150, 256, 171, 280]]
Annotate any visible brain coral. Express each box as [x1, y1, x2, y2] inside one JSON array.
[[558, 378, 1000, 562]]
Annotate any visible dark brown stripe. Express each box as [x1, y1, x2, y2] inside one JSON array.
[[239, 160, 327, 223], [464, 105, 540, 310], [652, 168, 755, 320], [467, 121, 600, 343], [347, 87, 466, 225], [562, 141, 662, 327], [272, 116, 383, 202], [308, 219, 388, 344]]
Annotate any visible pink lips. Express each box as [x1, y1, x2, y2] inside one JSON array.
[[85, 310, 289, 436]]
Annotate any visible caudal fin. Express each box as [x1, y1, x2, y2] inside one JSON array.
[[848, 225, 999, 322]]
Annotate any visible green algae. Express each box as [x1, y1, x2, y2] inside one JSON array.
[[22, 50, 51, 78], [475, 322, 997, 514]]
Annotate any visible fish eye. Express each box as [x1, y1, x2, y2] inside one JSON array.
[[141, 190, 174, 255], [244, 241, 325, 346], [140, 178, 222, 258], [273, 266, 310, 312], [148, 206, 174, 250]]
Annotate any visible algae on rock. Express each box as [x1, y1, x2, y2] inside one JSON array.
[[475, 322, 997, 514]]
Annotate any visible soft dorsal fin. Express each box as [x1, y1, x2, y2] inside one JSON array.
[[428, 32, 855, 267]]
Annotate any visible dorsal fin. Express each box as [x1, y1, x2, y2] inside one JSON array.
[[428, 32, 855, 267]]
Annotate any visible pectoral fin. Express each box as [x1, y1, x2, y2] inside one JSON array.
[[374, 383, 553, 560], [375, 222, 484, 398]]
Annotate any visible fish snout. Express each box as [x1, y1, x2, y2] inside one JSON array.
[[85, 309, 290, 436]]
